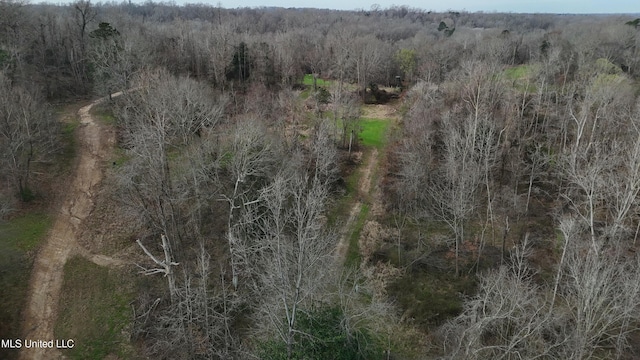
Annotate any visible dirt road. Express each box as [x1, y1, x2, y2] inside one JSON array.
[[20, 93, 121, 360], [334, 102, 397, 265], [334, 147, 378, 262]]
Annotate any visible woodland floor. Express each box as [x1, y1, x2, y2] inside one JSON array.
[[18, 92, 399, 359]]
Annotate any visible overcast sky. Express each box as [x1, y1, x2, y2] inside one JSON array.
[[210, 0, 640, 14]]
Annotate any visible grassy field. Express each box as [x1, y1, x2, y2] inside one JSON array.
[[358, 118, 390, 148], [55, 256, 135, 359], [0, 212, 51, 359]]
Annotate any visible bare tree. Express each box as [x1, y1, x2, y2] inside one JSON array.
[[308, 119, 339, 187], [207, 22, 236, 90], [443, 238, 553, 360], [352, 35, 384, 101], [89, 22, 142, 98], [245, 157, 336, 359], [0, 73, 58, 201], [601, 134, 640, 242], [0, 193, 14, 220], [135, 242, 245, 360], [559, 239, 640, 359], [116, 70, 224, 254], [0, 0, 28, 77], [326, 25, 355, 137], [559, 144, 609, 253], [397, 81, 438, 214], [221, 117, 277, 289], [136, 234, 180, 301], [329, 85, 360, 149], [427, 112, 494, 276], [69, 0, 96, 92]]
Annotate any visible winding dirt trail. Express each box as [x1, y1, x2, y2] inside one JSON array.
[[20, 93, 123, 360]]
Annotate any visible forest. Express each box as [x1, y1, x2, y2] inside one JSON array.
[[2, 1, 640, 359]]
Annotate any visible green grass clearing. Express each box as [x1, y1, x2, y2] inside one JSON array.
[[503, 64, 539, 93], [55, 256, 135, 359], [0, 212, 51, 358], [334, 117, 391, 149], [358, 118, 390, 148], [303, 74, 330, 87], [503, 64, 533, 80]]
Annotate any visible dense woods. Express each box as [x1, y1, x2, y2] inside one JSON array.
[[2, 0, 640, 358]]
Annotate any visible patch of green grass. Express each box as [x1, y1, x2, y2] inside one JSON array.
[[345, 204, 370, 267], [91, 103, 117, 125], [595, 58, 623, 75], [592, 73, 627, 88], [55, 256, 135, 360], [0, 212, 51, 357], [302, 74, 330, 87], [503, 64, 539, 93], [358, 118, 389, 148], [97, 112, 116, 125], [300, 88, 311, 100], [503, 64, 533, 80], [0, 212, 51, 251]]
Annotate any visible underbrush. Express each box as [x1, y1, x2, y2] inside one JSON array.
[[389, 270, 476, 329], [327, 151, 360, 227], [259, 306, 383, 360]]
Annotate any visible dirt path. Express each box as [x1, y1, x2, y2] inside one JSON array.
[[334, 102, 398, 265], [20, 93, 123, 360], [334, 147, 378, 262]]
